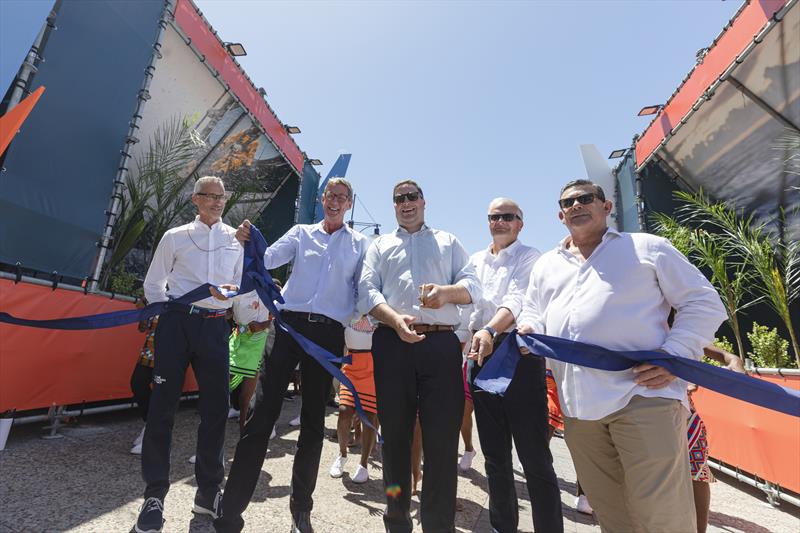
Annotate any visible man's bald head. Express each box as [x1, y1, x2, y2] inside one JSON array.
[[487, 197, 524, 252]]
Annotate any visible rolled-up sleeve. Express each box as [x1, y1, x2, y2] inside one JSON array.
[[498, 248, 540, 318], [263, 225, 300, 270], [451, 238, 481, 305], [655, 240, 727, 359], [358, 239, 386, 315], [143, 231, 175, 304]]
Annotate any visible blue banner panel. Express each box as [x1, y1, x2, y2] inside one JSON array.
[[297, 161, 321, 224], [0, 0, 163, 279], [0, 0, 53, 99]]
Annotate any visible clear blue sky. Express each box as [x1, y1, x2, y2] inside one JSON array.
[[194, 0, 741, 254]]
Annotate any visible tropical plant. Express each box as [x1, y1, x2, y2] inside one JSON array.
[[747, 323, 792, 369], [672, 190, 799, 368], [651, 211, 756, 362]]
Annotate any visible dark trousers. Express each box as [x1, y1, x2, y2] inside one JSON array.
[[142, 310, 231, 501], [469, 352, 564, 533], [372, 328, 464, 533], [215, 313, 344, 533], [130, 363, 153, 422]]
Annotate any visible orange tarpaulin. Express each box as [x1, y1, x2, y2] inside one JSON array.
[[0, 86, 44, 156], [0, 279, 197, 413], [693, 373, 800, 494]]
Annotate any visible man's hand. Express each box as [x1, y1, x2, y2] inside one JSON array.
[[633, 363, 676, 389], [419, 283, 449, 309], [468, 329, 494, 366], [235, 219, 252, 244], [726, 357, 746, 374], [210, 284, 238, 301], [394, 314, 426, 344], [516, 323, 534, 354]]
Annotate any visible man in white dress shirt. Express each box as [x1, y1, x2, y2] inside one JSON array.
[[518, 179, 727, 533], [137, 176, 242, 533], [215, 178, 369, 533], [359, 179, 481, 533], [467, 198, 562, 533]]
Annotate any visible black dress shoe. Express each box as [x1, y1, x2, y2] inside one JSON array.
[[290, 510, 314, 533]]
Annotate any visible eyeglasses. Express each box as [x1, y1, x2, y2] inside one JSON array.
[[324, 190, 351, 203], [393, 191, 423, 204], [487, 213, 522, 222], [558, 193, 600, 209], [196, 192, 229, 202]]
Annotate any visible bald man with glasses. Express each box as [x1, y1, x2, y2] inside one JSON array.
[[467, 198, 563, 533]]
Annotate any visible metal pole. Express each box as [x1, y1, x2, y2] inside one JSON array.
[[89, 1, 174, 292], [4, 7, 55, 112]]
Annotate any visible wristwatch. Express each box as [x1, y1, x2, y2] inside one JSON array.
[[480, 326, 497, 338]]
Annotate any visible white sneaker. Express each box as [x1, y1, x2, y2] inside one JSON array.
[[270, 427, 276, 439], [133, 425, 146, 446], [352, 464, 369, 484], [458, 449, 477, 472], [188, 455, 196, 464], [130, 441, 143, 455], [228, 407, 240, 419], [329, 455, 348, 478], [289, 415, 301, 427], [575, 494, 593, 515]]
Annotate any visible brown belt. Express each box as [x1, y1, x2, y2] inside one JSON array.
[[378, 323, 454, 334]]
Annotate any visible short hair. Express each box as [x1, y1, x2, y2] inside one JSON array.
[[194, 176, 225, 194], [392, 179, 424, 198], [324, 177, 353, 199], [488, 197, 524, 220], [559, 179, 606, 201]]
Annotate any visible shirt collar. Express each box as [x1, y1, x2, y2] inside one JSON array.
[[558, 227, 620, 253], [395, 223, 429, 236], [315, 220, 350, 236], [486, 238, 522, 259], [192, 215, 222, 232]]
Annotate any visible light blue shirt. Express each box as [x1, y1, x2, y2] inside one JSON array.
[[264, 222, 369, 326], [358, 225, 481, 326]]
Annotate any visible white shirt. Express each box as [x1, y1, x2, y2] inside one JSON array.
[[345, 316, 375, 351], [232, 290, 269, 325], [263, 222, 368, 327], [143, 217, 243, 310], [468, 239, 540, 332], [358, 225, 481, 326], [518, 228, 726, 421]]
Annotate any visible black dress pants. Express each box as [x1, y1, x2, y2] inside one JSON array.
[[130, 363, 153, 422], [469, 351, 564, 533], [372, 328, 464, 533], [214, 313, 344, 533], [142, 310, 230, 501]]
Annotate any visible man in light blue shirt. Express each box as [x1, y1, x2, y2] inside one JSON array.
[[215, 178, 368, 533], [359, 179, 481, 533]]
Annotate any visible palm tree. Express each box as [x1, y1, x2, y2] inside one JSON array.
[[674, 190, 799, 367]]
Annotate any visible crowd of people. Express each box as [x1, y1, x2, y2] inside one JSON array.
[[131, 174, 736, 533]]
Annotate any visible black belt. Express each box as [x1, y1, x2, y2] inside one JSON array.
[[165, 302, 228, 319], [282, 310, 339, 326], [378, 324, 455, 334]]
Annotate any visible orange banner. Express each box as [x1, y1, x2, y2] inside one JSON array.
[[0, 279, 197, 413], [693, 373, 800, 494]]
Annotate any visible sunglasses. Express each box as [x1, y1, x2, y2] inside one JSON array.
[[558, 193, 600, 209], [195, 192, 229, 202], [324, 190, 351, 203], [487, 213, 522, 222], [393, 191, 423, 204]]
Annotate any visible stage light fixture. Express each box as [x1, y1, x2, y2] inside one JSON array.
[[638, 105, 663, 116], [224, 42, 247, 57], [608, 149, 628, 159], [308, 158, 323, 166], [285, 125, 301, 134]]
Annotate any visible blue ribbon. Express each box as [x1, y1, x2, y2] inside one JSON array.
[[0, 227, 379, 439], [475, 332, 800, 418]]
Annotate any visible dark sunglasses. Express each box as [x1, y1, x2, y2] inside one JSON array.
[[487, 213, 521, 222], [558, 193, 600, 209], [393, 191, 423, 204]]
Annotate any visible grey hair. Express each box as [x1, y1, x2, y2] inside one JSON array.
[[325, 177, 354, 199], [559, 179, 605, 201], [194, 176, 225, 194], [488, 197, 524, 219]]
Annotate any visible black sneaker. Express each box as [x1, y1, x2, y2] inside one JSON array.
[[192, 490, 221, 519], [135, 497, 164, 533], [290, 510, 314, 533]]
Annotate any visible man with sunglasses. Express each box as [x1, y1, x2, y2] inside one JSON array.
[[466, 198, 563, 533], [136, 176, 242, 533], [517, 179, 726, 533], [214, 178, 369, 533], [358, 179, 481, 533]]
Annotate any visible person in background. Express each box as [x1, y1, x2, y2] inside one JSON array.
[[129, 302, 157, 456], [330, 315, 380, 484]]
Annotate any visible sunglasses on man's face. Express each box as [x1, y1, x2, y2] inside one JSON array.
[[195, 192, 229, 202], [558, 193, 600, 209], [393, 191, 422, 204], [487, 213, 521, 222]]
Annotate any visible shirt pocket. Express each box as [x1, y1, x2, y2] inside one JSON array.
[[218, 245, 242, 280]]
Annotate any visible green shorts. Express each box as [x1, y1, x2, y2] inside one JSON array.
[[229, 327, 268, 390]]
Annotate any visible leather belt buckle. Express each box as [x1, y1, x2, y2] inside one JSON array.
[[307, 312, 325, 323]]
